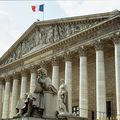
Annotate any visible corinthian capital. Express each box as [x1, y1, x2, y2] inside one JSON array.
[[93, 40, 104, 51], [112, 33, 120, 44], [5, 75, 12, 82], [64, 51, 72, 61], [30, 65, 37, 73], [21, 68, 28, 77], [13, 72, 20, 79], [52, 56, 59, 66], [78, 46, 87, 56]]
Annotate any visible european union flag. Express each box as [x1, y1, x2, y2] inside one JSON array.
[[39, 4, 44, 12]]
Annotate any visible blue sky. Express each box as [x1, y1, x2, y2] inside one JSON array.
[[0, 0, 120, 57]]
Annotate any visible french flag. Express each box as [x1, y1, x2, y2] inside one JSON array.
[[31, 5, 36, 12], [31, 4, 44, 12]]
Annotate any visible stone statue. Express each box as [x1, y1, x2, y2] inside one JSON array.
[[22, 41, 26, 54], [46, 26, 54, 43], [36, 67, 57, 93], [41, 28, 47, 44], [16, 44, 22, 59], [15, 67, 57, 118], [53, 25, 59, 42], [31, 67, 57, 117], [58, 82, 68, 114], [15, 93, 29, 118]]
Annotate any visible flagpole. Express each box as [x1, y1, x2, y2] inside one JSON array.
[[43, 11, 44, 21], [43, 3, 45, 21]]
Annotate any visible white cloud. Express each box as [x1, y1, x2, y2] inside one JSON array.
[[0, 10, 8, 16], [0, 9, 21, 57], [57, 0, 120, 17]]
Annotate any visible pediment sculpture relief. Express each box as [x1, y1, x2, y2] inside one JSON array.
[[2, 20, 99, 66]]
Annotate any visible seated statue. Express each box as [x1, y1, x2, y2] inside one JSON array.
[[31, 67, 57, 116], [58, 82, 68, 114], [15, 67, 57, 118], [35, 67, 57, 93]]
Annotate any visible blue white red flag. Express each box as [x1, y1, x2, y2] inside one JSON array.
[[31, 4, 44, 12], [39, 4, 44, 12]]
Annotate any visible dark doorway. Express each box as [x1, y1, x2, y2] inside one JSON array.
[[106, 101, 112, 118], [92, 111, 95, 120]]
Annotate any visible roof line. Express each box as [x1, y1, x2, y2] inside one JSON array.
[[0, 10, 119, 63]]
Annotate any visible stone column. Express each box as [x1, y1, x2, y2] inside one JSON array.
[[2, 76, 11, 119], [20, 69, 27, 99], [79, 47, 88, 118], [0, 78, 4, 119], [113, 34, 120, 118], [10, 73, 19, 118], [64, 51, 72, 113], [30, 65, 37, 93], [94, 40, 106, 119], [52, 56, 59, 90]]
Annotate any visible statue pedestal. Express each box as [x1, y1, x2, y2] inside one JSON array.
[[43, 91, 57, 119]]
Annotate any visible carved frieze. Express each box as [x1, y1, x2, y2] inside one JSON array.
[[2, 20, 100, 65]]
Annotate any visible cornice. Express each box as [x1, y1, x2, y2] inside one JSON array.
[[36, 10, 119, 26]]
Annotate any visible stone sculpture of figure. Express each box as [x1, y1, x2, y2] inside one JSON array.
[[58, 82, 68, 114], [36, 67, 57, 93], [53, 25, 59, 42], [17, 67, 57, 118], [15, 93, 29, 118], [46, 26, 54, 44]]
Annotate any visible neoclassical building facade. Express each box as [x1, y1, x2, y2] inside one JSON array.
[[0, 10, 120, 120]]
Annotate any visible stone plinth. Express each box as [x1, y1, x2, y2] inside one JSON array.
[[43, 91, 57, 119]]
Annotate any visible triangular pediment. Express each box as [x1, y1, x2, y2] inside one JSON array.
[[0, 10, 119, 66]]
